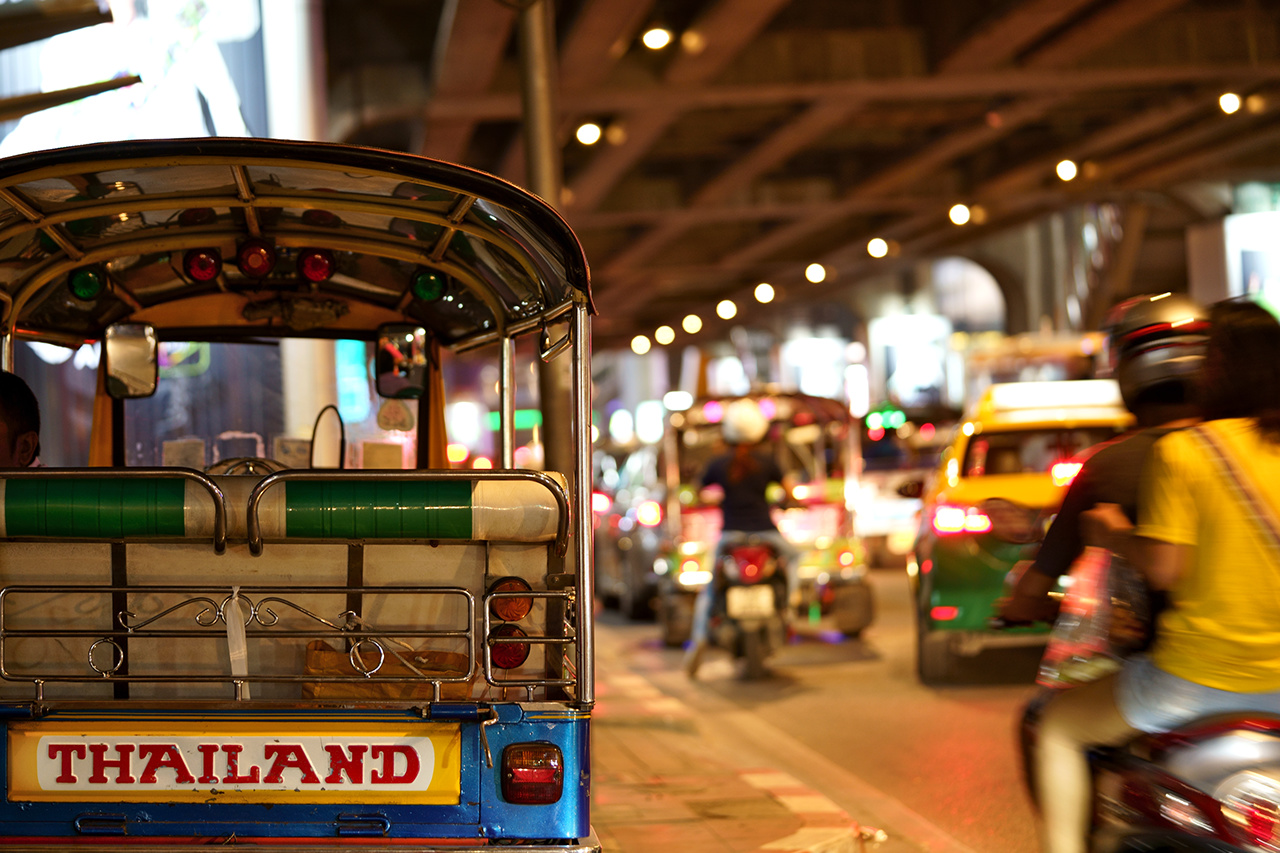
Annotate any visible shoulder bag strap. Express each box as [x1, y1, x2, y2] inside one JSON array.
[[1193, 424, 1280, 557]]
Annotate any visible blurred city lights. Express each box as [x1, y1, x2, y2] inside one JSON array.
[[1056, 159, 1078, 181], [446, 443, 470, 464], [642, 27, 672, 49], [755, 282, 775, 303], [1220, 92, 1242, 114], [575, 123, 602, 145], [805, 263, 827, 283], [630, 335, 651, 354], [949, 204, 971, 225], [867, 237, 888, 258], [663, 390, 693, 411], [655, 325, 675, 345], [716, 299, 737, 319], [703, 400, 724, 423], [472, 456, 493, 469], [682, 314, 703, 334]]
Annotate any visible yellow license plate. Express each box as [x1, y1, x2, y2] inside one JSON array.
[[8, 720, 461, 804]]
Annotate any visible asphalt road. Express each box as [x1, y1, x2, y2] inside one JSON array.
[[594, 567, 1046, 853]]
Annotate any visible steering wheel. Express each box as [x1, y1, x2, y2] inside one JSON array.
[[205, 457, 288, 476]]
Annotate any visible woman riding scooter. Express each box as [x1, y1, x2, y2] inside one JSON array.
[[684, 398, 798, 679], [1035, 300, 1280, 853]]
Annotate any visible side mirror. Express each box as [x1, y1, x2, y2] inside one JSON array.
[[897, 479, 924, 499], [104, 323, 158, 398], [375, 324, 428, 399]]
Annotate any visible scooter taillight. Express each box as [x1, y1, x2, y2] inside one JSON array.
[[728, 546, 773, 583], [1217, 771, 1280, 849]]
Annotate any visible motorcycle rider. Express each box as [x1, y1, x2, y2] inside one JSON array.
[[998, 292, 1208, 853], [685, 398, 798, 679], [1036, 299, 1280, 853], [1002, 293, 1207, 624]]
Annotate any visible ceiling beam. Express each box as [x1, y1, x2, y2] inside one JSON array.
[[417, 0, 516, 163], [423, 62, 1278, 120], [565, 0, 792, 212], [497, 0, 657, 183], [938, 0, 1100, 73]]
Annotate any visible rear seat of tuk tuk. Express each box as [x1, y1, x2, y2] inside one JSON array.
[[0, 470, 568, 702]]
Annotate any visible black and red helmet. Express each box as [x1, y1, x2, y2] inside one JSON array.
[[1101, 293, 1209, 410]]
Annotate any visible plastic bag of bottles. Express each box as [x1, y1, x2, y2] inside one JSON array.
[[1037, 546, 1151, 688]]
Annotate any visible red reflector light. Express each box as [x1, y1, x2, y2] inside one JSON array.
[[183, 248, 222, 282], [501, 743, 563, 805], [636, 499, 663, 527], [297, 248, 336, 283], [489, 623, 531, 670], [236, 239, 276, 278], [932, 505, 992, 535], [488, 576, 533, 623], [931, 605, 960, 621]]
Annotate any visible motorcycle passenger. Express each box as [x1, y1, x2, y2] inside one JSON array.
[[1038, 299, 1280, 853], [684, 398, 798, 679]]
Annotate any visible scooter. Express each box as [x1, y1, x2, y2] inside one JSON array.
[[990, 504, 1280, 853], [708, 533, 791, 680], [1021, 692, 1280, 853]]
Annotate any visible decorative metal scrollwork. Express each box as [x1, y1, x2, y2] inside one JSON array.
[[348, 639, 385, 676]]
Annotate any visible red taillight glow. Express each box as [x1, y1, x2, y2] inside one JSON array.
[[636, 499, 663, 527], [489, 623, 530, 669], [297, 248, 336, 283], [931, 605, 960, 621], [236, 239, 276, 278], [592, 491, 612, 514], [488, 576, 533, 622], [183, 248, 222, 282], [501, 743, 563, 805], [932, 505, 992, 535], [1051, 461, 1083, 487]]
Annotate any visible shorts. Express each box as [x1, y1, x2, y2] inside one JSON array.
[[1116, 653, 1280, 733]]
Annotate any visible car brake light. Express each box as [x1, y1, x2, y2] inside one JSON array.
[[636, 499, 662, 527], [931, 605, 959, 621], [932, 504, 992, 535], [1051, 461, 1083, 487], [488, 576, 533, 622], [501, 743, 563, 805], [489, 623, 530, 669]]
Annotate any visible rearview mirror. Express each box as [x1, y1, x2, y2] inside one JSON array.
[[375, 324, 428, 399], [104, 323, 158, 398]]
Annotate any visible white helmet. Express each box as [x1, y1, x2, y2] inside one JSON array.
[[722, 399, 769, 444]]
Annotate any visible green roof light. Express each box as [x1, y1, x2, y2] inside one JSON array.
[[69, 267, 105, 301], [411, 269, 446, 302]]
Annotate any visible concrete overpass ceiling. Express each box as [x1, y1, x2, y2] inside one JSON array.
[[325, 0, 1280, 347]]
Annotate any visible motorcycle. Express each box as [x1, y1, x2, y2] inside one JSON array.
[[708, 533, 791, 680], [991, 505, 1280, 852]]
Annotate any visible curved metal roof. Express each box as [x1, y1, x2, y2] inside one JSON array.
[[0, 138, 592, 348]]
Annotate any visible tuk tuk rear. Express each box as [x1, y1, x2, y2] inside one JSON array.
[[0, 138, 598, 849]]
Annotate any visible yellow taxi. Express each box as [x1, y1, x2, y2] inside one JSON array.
[[908, 379, 1134, 683]]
